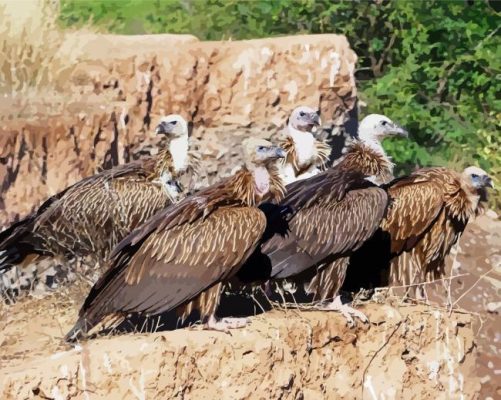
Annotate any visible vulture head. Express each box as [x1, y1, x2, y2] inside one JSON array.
[[288, 106, 321, 133], [155, 114, 188, 138], [243, 138, 286, 169], [358, 114, 408, 142], [462, 166, 493, 203]]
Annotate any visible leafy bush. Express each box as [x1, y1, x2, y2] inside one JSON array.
[[59, 0, 500, 208]]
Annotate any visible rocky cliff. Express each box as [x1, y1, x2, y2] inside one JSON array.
[[0, 33, 357, 226]]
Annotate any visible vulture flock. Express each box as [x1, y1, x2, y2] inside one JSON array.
[[0, 106, 493, 342]]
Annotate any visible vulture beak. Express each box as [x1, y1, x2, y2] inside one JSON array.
[[311, 112, 321, 127], [391, 124, 408, 138], [155, 121, 171, 135], [273, 146, 287, 159], [483, 175, 494, 189]]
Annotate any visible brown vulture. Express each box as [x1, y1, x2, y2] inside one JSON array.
[[64, 138, 286, 341], [278, 106, 331, 184], [0, 114, 196, 296], [237, 114, 408, 324], [343, 166, 493, 298]]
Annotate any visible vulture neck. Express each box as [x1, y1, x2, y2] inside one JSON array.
[[228, 166, 284, 207], [459, 177, 482, 215], [169, 135, 189, 173], [288, 126, 316, 167], [358, 133, 386, 158], [341, 140, 394, 186], [154, 135, 189, 178]]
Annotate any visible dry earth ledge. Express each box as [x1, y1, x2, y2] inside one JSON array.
[[1, 305, 479, 399]]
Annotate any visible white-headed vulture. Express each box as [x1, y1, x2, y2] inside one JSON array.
[[0, 115, 196, 296], [343, 166, 493, 298], [278, 106, 331, 184]]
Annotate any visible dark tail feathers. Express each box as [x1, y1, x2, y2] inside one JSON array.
[[0, 217, 37, 273], [64, 317, 90, 343]]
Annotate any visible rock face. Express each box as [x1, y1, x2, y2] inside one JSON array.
[[0, 33, 357, 226], [0, 302, 479, 400]]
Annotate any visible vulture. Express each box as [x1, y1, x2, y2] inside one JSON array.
[[344, 166, 493, 298], [0, 114, 196, 295], [278, 106, 331, 184], [238, 113, 408, 324], [65, 138, 286, 341]]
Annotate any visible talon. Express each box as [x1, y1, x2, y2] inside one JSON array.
[[221, 317, 249, 329], [316, 295, 369, 327], [204, 315, 249, 333]]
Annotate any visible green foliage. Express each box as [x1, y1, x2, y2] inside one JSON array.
[[59, 0, 501, 208]]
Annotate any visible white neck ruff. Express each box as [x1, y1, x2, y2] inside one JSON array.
[[288, 126, 316, 167], [169, 135, 189, 173]]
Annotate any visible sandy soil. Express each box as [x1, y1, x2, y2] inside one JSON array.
[[0, 213, 499, 399]]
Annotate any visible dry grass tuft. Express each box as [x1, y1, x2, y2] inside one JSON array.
[[0, 0, 75, 94]]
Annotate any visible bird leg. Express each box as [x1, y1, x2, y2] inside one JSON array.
[[204, 314, 249, 333], [317, 295, 369, 327]]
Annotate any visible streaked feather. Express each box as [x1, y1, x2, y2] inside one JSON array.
[[0, 146, 196, 274], [68, 166, 284, 338], [344, 167, 483, 293]]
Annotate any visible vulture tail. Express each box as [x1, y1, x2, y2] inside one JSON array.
[[0, 218, 40, 273], [1, 188, 69, 274], [64, 317, 89, 343], [64, 313, 124, 343]]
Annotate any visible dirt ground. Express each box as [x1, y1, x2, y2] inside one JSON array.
[[0, 212, 499, 399], [439, 213, 501, 398], [0, 298, 480, 399]]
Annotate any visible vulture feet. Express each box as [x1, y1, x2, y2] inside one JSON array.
[[205, 315, 249, 333], [318, 296, 369, 327]]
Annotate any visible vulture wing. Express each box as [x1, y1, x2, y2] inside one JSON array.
[[267, 186, 388, 279], [0, 159, 159, 268], [78, 197, 266, 326], [241, 169, 388, 281], [382, 176, 445, 255]]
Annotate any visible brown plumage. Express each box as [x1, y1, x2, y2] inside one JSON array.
[[65, 138, 285, 341], [343, 166, 493, 297], [302, 141, 396, 306], [279, 136, 331, 178], [282, 114, 408, 321], [338, 141, 395, 185], [0, 115, 194, 288], [236, 155, 389, 323]]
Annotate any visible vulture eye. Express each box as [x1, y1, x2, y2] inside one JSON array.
[[257, 146, 266, 151], [471, 173, 478, 179], [381, 121, 388, 126], [171, 121, 178, 125], [299, 111, 305, 117]]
